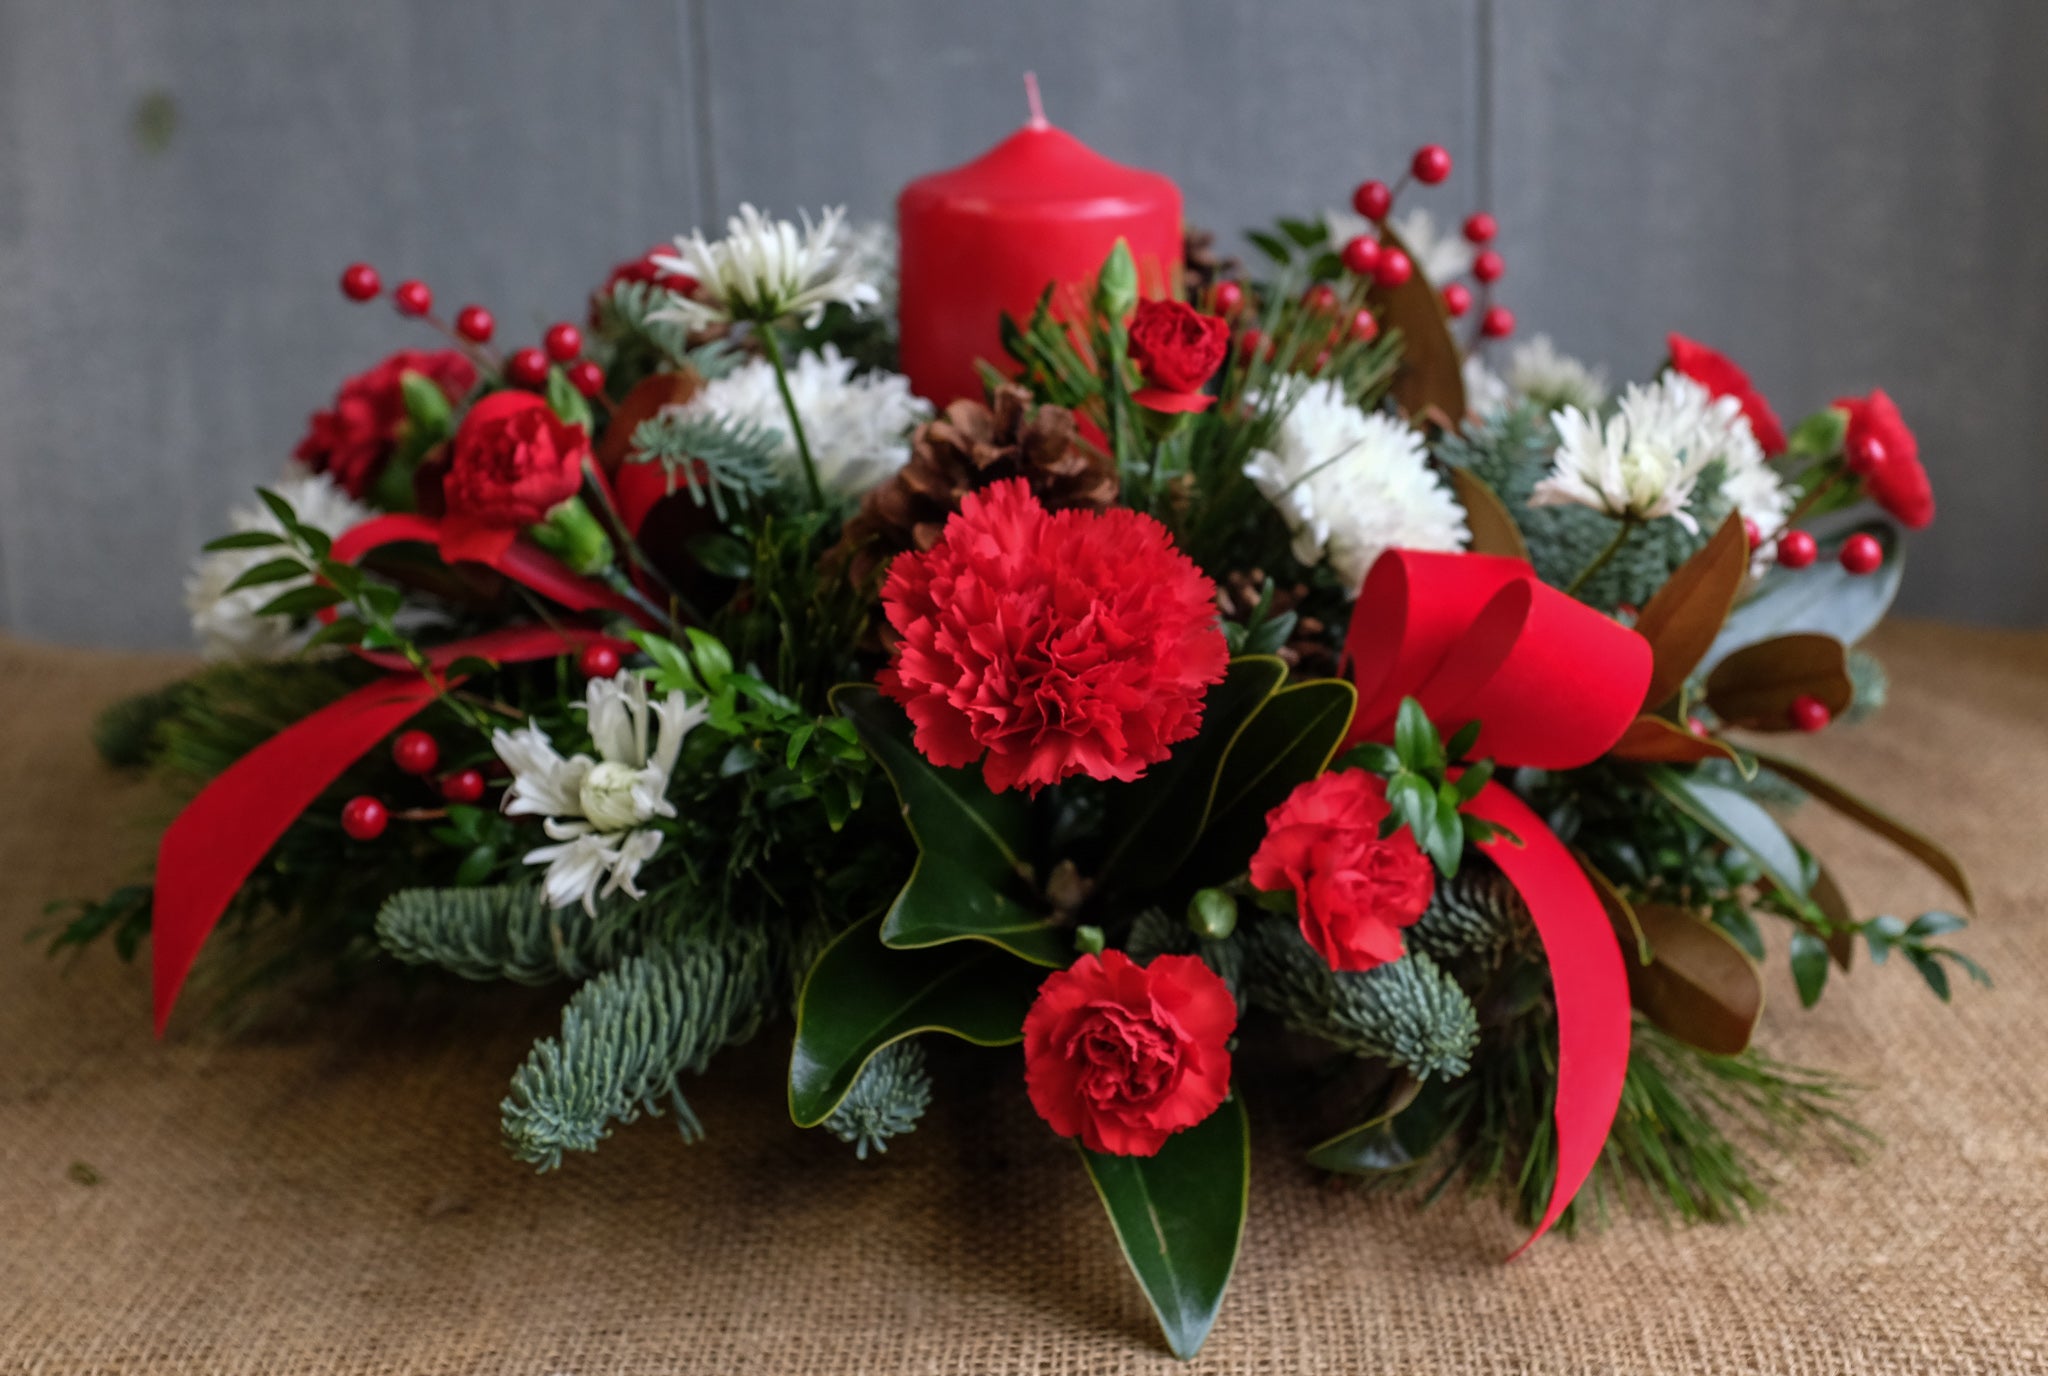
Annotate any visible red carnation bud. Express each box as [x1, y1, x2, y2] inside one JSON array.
[[1023, 951, 1236, 1157], [1834, 390, 1932, 529], [443, 391, 591, 531], [1125, 298, 1230, 413], [1666, 334, 1787, 456], [293, 349, 477, 499], [1251, 770, 1436, 972]]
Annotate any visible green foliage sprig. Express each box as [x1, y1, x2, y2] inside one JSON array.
[[1337, 698, 1510, 876], [625, 409, 788, 520]]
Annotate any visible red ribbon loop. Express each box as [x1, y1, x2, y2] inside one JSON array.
[[1344, 549, 1650, 1254], [151, 520, 638, 1033]]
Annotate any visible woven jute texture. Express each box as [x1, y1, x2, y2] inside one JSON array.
[[2, 623, 2045, 1374]]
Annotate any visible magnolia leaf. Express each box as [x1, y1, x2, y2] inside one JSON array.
[[1633, 513, 1747, 710], [1704, 633, 1853, 730], [833, 685, 1066, 966], [595, 370, 699, 473], [1182, 680, 1358, 891], [1607, 714, 1747, 770], [1626, 901, 1766, 1055], [1372, 225, 1467, 423], [1099, 657, 1288, 895], [1578, 855, 1651, 964], [1750, 750, 1973, 912], [1642, 765, 1808, 899], [1448, 468, 1530, 561], [1811, 859, 1857, 971], [788, 912, 1044, 1127], [1705, 519, 1903, 672], [1082, 1095, 1250, 1361], [1305, 1075, 1457, 1176]]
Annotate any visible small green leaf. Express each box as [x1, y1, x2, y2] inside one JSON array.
[[1246, 230, 1293, 265], [1278, 216, 1327, 248], [255, 488, 300, 531], [788, 912, 1044, 1126], [1907, 910, 1966, 939], [253, 584, 344, 619], [1336, 742, 1401, 776], [222, 558, 310, 594], [688, 532, 753, 579], [1907, 949, 1952, 1003], [1710, 905, 1765, 962], [1784, 407, 1848, 458], [1789, 927, 1831, 1008], [1393, 697, 1442, 772], [1453, 758, 1495, 802], [400, 369, 456, 437], [1642, 765, 1808, 899], [545, 366, 593, 430], [1444, 719, 1482, 762], [1082, 1096, 1249, 1361], [202, 530, 286, 552]]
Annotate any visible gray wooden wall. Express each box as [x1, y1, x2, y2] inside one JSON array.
[[3, 0, 2042, 647]]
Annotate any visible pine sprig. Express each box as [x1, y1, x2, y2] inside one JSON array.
[[626, 410, 787, 520], [500, 926, 776, 1170], [824, 1039, 933, 1159], [375, 883, 643, 986], [592, 281, 747, 376], [1242, 919, 1479, 1081]]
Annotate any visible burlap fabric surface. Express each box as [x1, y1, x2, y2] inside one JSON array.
[[2, 623, 2044, 1374]]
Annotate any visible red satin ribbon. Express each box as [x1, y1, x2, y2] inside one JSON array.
[[151, 517, 639, 1033], [1344, 550, 1650, 1254]]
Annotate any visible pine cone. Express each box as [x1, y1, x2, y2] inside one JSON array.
[[1183, 225, 1242, 301], [1219, 570, 1341, 678], [833, 384, 1117, 586]]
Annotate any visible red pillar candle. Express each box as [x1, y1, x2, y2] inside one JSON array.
[[896, 77, 1183, 406]]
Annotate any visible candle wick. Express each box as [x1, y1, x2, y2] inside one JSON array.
[[1022, 71, 1048, 129]]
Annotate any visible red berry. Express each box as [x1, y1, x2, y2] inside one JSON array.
[[1743, 518, 1762, 550], [1373, 248, 1414, 289], [1349, 309, 1379, 342], [1340, 235, 1382, 276], [578, 643, 623, 679], [1211, 281, 1245, 315], [1688, 716, 1712, 737], [391, 729, 439, 775], [1472, 249, 1506, 284], [1777, 530, 1818, 568], [544, 322, 584, 362], [1480, 305, 1516, 339], [1411, 144, 1453, 185], [1352, 179, 1394, 222], [1239, 328, 1265, 359], [455, 305, 495, 344], [439, 769, 487, 805], [569, 360, 605, 397], [1789, 695, 1832, 733], [1462, 212, 1498, 244], [506, 347, 550, 389], [1839, 532, 1884, 575], [1845, 432, 1888, 475], [341, 795, 388, 841], [1303, 282, 1340, 314], [1442, 283, 1473, 317], [340, 263, 381, 301], [393, 280, 433, 316]]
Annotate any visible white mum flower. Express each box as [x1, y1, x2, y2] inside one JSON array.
[[1388, 207, 1475, 285], [651, 204, 879, 330], [1505, 335, 1609, 413], [678, 344, 929, 499], [495, 673, 708, 915], [839, 219, 899, 322], [184, 472, 373, 661], [1463, 355, 1513, 417], [1535, 375, 1772, 535], [1245, 381, 1469, 597]]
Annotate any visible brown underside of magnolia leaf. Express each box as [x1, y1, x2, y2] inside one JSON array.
[[1631, 513, 1747, 712], [1705, 632, 1853, 730], [1623, 900, 1766, 1056], [1448, 468, 1531, 562], [1607, 714, 1742, 765], [1370, 226, 1467, 425]]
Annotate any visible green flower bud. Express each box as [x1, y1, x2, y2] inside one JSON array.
[[531, 494, 614, 576], [1074, 924, 1107, 956], [1094, 239, 1138, 321], [1187, 888, 1238, 941]]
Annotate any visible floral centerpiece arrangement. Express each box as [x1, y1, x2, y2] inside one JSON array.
[[61, 128, 1976, 1358]]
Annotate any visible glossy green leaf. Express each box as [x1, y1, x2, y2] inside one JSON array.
[[1705, 519, 1902, 671], [1643, 765, 1808, 900], [833, 685, 1065, 966], [1183, 680, 1357, 890], [1305, 1075, 1457, 1175], [788, 912, 1044, 1127], [1750, 749, 1974, 912], [1099, 657, 1287, 895], [1789, 927, 1831, 1008], [1082, 1096, 1250, 1360]]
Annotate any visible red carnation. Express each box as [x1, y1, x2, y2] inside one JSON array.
[[1127, 299, 1230, 413], [1023, 951, 1236, 1157], [294, 350, 477, 498], [442, 391, 591, 530], [1834, 389, 1933, 529], [877, 478, 1227, 794], [1249, 770, 1436, 972], [1667, 333, 1786, 456]]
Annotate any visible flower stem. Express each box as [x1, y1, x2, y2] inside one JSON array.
[[1565, 516, 1637, 598], [758, 327, 824, 507]]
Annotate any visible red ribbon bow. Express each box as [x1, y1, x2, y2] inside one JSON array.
[[150, 517, 643, 1034], [1344, 549, 1651, 1255]]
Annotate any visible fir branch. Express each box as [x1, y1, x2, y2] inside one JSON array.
[[593, 281, 747, 376], [91, 682, 186, 769], [375, 883, 642, 986], [500, 926, 776, 1170], [626, 409, 786, 520], [1410, 862, 1532, 965], [824, 1039, 933, 1159], [1243, 919, 1478, 1080]]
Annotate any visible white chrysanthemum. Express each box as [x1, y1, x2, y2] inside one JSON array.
[[1389, 207, 1475, 285], [1505, 335, 1609, 413], [1535, 374, 1783, 539], [1244, 381, 1469, 597], [840, 219, 898, 322], [495, 673, 708, 915], [678, 344, 929, 498], [651, 204, 878, 330], [184, 472, 374, 661], [1463, 355, 1513, 417]]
